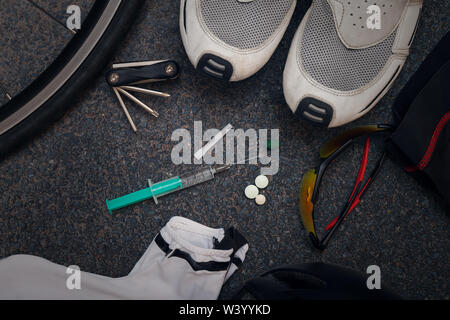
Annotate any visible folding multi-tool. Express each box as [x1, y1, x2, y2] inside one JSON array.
[[105, 60, 179, 132]]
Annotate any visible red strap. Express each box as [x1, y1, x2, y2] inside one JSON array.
[[405, 110, 450, 172]]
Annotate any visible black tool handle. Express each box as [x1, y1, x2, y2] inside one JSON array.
[[105, 60, 179, 86]]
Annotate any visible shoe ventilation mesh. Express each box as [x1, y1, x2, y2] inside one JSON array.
[[200, 0, 294, 50], [300, 0, 396, 92]]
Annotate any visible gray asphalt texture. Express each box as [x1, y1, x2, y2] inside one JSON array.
[[0, 0, 449, 300]]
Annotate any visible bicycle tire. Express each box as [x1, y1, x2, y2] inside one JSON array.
[[0, 0, 145, 159]]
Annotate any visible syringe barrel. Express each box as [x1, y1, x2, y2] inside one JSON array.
[[180, 167, 214, 189], [106, 177, 182, 213]]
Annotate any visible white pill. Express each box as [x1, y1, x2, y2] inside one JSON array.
[[245, 185, 259, 199], [255, 194, 266, 205], [255, 175, 269, 189]]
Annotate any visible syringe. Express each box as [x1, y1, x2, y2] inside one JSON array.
[[106, 165, 231, 213]]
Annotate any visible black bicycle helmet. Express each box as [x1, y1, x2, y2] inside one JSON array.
[[234, 262, 401, 300]]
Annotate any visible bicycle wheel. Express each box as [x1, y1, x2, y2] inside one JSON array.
[[0, 0, 145, 159]]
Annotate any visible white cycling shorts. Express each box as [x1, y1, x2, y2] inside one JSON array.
[[0, 216, 248, 299]]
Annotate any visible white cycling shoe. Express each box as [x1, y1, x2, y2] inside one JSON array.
[[180, 0, 297, 81], [283, 0, 423, 127]]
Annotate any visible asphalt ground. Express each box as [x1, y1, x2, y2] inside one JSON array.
[[0, 0, 449, 299]]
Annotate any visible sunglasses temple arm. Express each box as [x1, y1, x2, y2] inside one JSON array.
[[347, 152, 386, 213], [322, 152, 387, 246], [321, 183, 363, 248], [324, 138, 371, 231]]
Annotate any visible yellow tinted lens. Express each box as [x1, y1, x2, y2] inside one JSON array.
[[320, 125, 383, 159], [299, 169, 318, 237]]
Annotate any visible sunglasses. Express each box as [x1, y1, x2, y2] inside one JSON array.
[[299, 124, 393, 250]]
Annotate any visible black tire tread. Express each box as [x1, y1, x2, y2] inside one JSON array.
[[0, 0, 145, 159]]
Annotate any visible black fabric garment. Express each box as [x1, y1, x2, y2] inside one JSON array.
[[213, 227, 248, 267], [388, 31, 450, 205], [233, 263, 401, 300]]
